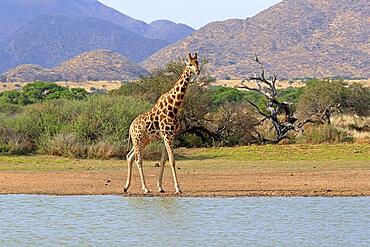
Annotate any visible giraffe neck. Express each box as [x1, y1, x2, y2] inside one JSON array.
[[175, 67, 192, 87], [169, 67, 193, 107], [152, 67, 193, 119]]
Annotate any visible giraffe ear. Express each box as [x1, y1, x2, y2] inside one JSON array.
[[184, 58, 190, 65]]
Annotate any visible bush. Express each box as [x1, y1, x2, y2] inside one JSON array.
[[0, 127, 35, 155], [40, 132, 88, 158], [0, 82, 88, 105], [87, 139, 127, 159], [297, 79, 370, 120], [177, 133, 204, 148], [143, 141, 163, 160], [297, 124, 354, 144], [0, 95, 151, 158], [208, 102, 260, 146]]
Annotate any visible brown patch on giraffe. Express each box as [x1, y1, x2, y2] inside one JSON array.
[[153, 121, 159, 129], [167, 97, 174, 105], [176, 94, 184, 101], [173, 107, 179, 115]]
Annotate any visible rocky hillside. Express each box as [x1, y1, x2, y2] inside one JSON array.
[[143, 0, 370, 79], [145, 20, 195, 43], [0, 65, 62, 83], [2, 50, 148, 82], [2, 16, 167, 70], [0, 0, 194, 73]]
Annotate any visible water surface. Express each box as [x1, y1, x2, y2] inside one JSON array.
[[0, 196, 369, 246]]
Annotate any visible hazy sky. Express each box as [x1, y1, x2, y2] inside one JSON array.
[[99, 0, 282, 29]]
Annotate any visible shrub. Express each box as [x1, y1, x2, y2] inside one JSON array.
[[208, 102, 260, 146], [143, 141, 163, 160], [0, 127, 35, 155], [297, 79, 370, 120], [40, 132, 88, 158], [0, 82, 88, 105], [297, 124, 354, 144], [177, 133, 204, 148], [0, 95, 151, 158], [87, 139, 127, 160]]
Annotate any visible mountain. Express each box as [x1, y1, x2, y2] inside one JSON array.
[[2, 50, 148, 82], [142, 0, 370, 79], [0, 0, 195, 73], [55, 50, 149, 81], [1, 16, 167, 71], [145, 20, 195, 43], [0, 0, 194, 43], [1, 65, 62, 83]]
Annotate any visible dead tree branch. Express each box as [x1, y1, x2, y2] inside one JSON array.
[[239, 51, 322, 144]]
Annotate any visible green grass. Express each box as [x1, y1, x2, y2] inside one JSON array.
[[0, 144, 368, 172], [0, 155, 125, 172], [178, 144, 370, 161]]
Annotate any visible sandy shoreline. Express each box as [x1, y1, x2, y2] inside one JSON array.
[[1, 169, 369, 197]]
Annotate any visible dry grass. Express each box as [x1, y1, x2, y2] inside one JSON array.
[[332, 115, 370, 143], [212, 79, 306, 89], [0, 80, 123, 93], [212, 79, 370, 88], [55, 80, 123, 92], [1, 79, 369, 93]]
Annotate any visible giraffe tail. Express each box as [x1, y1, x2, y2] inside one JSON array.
[[126, 133, 132, 155]]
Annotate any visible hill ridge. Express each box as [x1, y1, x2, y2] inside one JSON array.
[[2, 50, 149, 82], [142, 0, 370, 79]]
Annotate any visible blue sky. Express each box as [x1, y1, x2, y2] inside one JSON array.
[[99, 0, 282, 29]]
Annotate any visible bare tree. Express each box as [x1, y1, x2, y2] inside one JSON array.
[[239, 52, 328, 144]]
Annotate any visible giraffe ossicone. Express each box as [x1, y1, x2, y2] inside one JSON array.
[[124, 52, 200, 194]]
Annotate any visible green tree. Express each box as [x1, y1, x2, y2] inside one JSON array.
[[0, 82, 89, 105], [297, 79, 370, 121]]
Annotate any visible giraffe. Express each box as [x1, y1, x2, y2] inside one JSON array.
[[124, 52, 200, 194]]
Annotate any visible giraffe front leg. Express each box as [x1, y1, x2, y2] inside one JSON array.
[[157, 147, 167, 193], [135, 148, 150, 194], [124, 147, 135, 192], [163, 137, 182, 194]]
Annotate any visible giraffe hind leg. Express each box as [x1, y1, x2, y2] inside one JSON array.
[[124, 147, 135, 192], [135, 145, 150, 194], [157, 147, 167, 193]]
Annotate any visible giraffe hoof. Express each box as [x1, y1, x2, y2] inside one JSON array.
[[123, 188, 128, 193], [144, 188, 150, 194], [175, 189, 182, 194], [158, 189, 165, 193]]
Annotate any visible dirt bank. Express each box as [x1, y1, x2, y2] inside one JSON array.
[[1, 168, 369, 197]]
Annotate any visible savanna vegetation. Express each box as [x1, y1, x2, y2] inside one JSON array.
[[0, 61, 369, 159]]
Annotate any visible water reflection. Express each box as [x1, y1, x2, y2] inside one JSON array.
[[0, 196, 369, 246]]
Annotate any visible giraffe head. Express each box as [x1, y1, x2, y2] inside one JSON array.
[[185, 52, 200, 75]]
